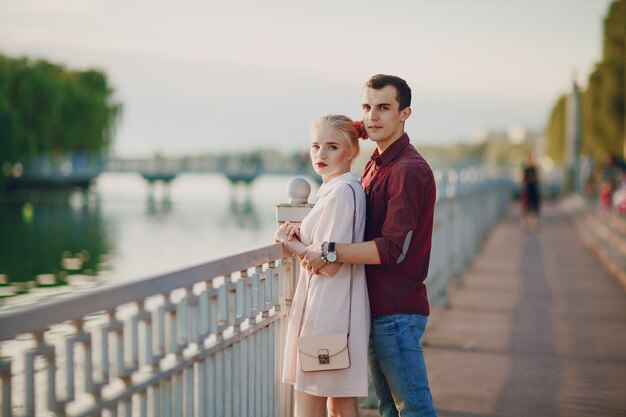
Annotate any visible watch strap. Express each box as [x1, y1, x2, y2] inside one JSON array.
[[327, 242, 336, 253]]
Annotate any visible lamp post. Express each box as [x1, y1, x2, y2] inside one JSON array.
[[565, 77, 582, 194]]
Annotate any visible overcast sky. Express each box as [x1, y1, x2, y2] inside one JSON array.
[[0, 0, 614, 157]]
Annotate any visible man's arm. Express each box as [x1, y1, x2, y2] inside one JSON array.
[[336, 241, 381, 264], [278, 222, 344, 276], [301, 163, 432, 273], [301, 240, 381, 273]]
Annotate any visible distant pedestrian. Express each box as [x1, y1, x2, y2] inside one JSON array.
[[520, 154, 541, 231], [598, 179, 613, 213]]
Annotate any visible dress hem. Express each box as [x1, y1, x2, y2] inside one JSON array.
[[283, 380, 368, 398]]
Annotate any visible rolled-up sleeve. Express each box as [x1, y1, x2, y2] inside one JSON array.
[[373, 163, 426, 266]]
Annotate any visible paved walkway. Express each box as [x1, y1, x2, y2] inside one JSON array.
[[361, 202, 626, 417]]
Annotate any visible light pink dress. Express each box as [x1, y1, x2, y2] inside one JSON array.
[[282, 172, 370, 397]]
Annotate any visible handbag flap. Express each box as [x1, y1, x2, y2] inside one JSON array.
[[298, 333, 348, 358]]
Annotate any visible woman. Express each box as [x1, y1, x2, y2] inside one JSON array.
[[275, 115, 369, 417]]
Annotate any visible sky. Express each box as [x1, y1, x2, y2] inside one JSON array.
[[0, 0, 615, 157]]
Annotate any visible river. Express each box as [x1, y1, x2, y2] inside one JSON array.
[[0, 172, 319, 310]]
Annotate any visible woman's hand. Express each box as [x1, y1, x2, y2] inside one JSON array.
[[275, 222, 307, 259], [274, 223, 289, 243], [275, 221, 301, 243], [286, 223, 301, 241]]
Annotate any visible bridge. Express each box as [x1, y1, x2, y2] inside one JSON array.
[[1, 174, 625, 416], [2, 152, 317, 192]]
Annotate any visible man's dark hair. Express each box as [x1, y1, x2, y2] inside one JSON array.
[[365, 74, 412, 110]]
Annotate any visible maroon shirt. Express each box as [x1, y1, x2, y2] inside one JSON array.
[[361, 134, 436, 318]]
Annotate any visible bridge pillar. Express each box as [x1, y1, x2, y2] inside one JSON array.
[[143, 174, 175, 210]]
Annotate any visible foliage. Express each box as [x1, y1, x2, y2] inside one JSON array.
[[582, 66, 608, 160], [547, 0, 625, 164], [420, 142, 487, 168], [599, 0, 626, 148], [0, 55, 121, 163], [546, 95, 567, 164], [420, 138, 534, 170], [482, 139, 531, 168]]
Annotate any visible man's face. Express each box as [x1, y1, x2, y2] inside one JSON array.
[[361, 85, 411, 152]]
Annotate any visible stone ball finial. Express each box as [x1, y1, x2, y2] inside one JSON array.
[[287, 177, 311, 204]]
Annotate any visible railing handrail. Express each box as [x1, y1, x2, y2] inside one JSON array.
[[0, 242, 286, 342]]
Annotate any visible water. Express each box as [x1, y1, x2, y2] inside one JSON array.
[[0, 172, 318, 309]]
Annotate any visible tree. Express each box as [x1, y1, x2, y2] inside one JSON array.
[[545, 0, 625, 166], [596, 0, 625, 156], [0, 54, 121, 164], [582, 66, 609, 160], [546, 95, 567, 164]]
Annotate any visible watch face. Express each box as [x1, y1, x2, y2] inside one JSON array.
[[327, 251, 337, 262]]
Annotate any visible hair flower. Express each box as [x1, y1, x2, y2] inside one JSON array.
[[354, 120, 369, 139]]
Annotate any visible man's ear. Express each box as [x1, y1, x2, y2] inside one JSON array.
[[400, 107, 411, 122]]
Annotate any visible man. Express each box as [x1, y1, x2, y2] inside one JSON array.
[[301, 74, 437, 417]]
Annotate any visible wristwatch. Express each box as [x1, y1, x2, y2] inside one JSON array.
[[326, 242, 337, 263]]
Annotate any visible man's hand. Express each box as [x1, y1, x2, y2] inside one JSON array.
[[301, 241, 325, 274]]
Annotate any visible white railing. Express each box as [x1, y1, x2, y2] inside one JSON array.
[[0, 174, 513, 417], [428, 176, 512, 306], [0, 244, 296, 417]]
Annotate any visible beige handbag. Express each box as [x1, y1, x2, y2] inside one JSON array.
[[298, 332, 350, 372], [297, 183, 356, 372]]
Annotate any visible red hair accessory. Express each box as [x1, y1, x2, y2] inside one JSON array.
[[354, 120, 368, 139]]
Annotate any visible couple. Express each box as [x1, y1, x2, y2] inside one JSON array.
[[275, 74, 437, 417]]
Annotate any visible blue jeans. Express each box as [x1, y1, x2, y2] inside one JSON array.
[[368, 314, 437, 417]]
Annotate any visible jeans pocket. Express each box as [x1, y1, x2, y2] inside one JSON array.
[[406, 314, 427, 332], [406, 314, 427, 350]]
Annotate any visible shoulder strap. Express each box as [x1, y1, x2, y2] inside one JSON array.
[[345, 183, 356, 337], [298, 182, 357, 338]]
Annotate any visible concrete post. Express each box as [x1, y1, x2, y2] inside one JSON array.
[[275, 177, 313, 307], [275, 177, 313, 227]]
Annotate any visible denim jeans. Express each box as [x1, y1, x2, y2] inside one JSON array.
[[368, 314, 437, 417]]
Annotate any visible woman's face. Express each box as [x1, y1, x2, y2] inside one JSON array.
[[310, 124, 355, 183]]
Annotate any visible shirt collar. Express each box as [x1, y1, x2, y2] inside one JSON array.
[[370, 133, 410, 167], [316, 171, 360, 199]]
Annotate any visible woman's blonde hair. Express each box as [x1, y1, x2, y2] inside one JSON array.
[[310, 115, 363, 157]]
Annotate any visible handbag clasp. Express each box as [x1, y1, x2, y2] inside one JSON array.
[[318, 349, 330, 364]]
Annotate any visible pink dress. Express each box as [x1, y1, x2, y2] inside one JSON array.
[[282, 172, 370, 397]]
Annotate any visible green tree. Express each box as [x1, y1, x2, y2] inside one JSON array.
[[582, 66, 608, 160], [546, 0, 625, 166], [546, 95, 567, 164], [601, 0, 625, 153], [0, 54, 121, 163]]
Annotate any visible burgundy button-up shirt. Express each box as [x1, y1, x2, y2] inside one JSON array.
[[361, 134, 436, 318]]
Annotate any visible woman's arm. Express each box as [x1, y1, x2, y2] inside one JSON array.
[[276, 222, 342, 277], [275, 222, 306, 258]]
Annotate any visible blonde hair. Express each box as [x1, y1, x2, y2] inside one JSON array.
[[310, 115, 361, 157]]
